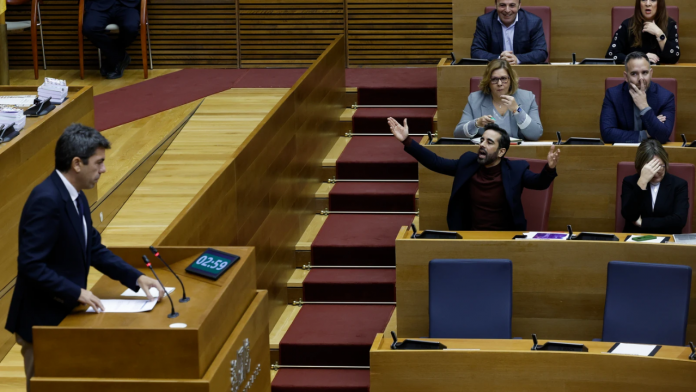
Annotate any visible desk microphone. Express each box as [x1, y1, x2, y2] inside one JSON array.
[[149, 246, 190, 303], [142, 255, 179, 318]]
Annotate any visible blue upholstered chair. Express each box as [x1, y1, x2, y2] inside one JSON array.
[[602, 261, 692, 346], [429, 259, 512, 339]]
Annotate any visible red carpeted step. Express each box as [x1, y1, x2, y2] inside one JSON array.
[[352, 108, 435, 134], [357, 87, 437, 106], [272, 368, 369, 392], [346, 68, 436, 89], [279, 304, 394, 366], [303, 268, 396, 302], [329, 182, 418, 212], [312, 214, 415, 266], [336, 136, 421, 180]]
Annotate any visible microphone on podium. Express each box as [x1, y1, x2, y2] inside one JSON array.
[[149, 246, 190, 303], [142, 255, 179, 318]]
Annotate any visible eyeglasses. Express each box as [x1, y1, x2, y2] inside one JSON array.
[[491, 77, 510, 85]]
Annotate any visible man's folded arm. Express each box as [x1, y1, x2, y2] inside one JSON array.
[[515, 21, 548, 64], [643, 95, 675, 143], [471, 18, 499, 60], [600, 92, 641, 143]]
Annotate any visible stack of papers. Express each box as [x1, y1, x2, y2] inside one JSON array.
[[0, 108, 26, 133], [86, 299, 157, 313], [0, 95, 37, 107], [121, 287, 175, 297], [38, 77, 68, 104]]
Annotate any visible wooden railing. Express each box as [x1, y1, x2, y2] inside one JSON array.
[[154, 35, 346, 327]]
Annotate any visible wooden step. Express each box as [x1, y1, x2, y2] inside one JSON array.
[[269, 305, 302, 365], [295, 214, 328, 268], [321, 137, 350, 180], [288, 268, 310, 304]]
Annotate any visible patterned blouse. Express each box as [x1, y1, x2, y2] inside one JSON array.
[[606, 17, 680, 64]]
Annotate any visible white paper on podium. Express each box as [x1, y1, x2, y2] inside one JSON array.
[[121, 287, 175, 297], [609, 343, 658, 356], [86, 299, 157, 313]]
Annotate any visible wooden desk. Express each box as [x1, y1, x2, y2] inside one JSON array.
[[437, 64, 696, 140], [0, 86, 94, 359], [1, 12, 8, 84], [394, 228, 696, 342], [418, 141, 696, 232], [31, 246, 270, 392], [370, 334, 696, 391]]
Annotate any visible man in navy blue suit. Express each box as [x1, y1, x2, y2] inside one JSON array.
[[82, 0, 142, 79], [5, 124, 164, 391], [470, 0, 548, 65], [600, 52, 676, 144], [387, 118, 560, 231]]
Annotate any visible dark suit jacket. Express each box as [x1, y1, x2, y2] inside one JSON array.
[[5, 171, 143, 342], [86, 0, 140, 12], [404, 140, 557, 230], [600, 81, 675, 144], [470, 9, 548, 64], [621, 172, 689, 234]]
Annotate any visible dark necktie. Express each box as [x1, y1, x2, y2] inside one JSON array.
[[75, 196, 85, 247]]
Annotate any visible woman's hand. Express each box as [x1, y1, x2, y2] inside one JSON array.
[[643, 21, 664, 38], [475, 115, 495, 128], [637, 157, 661, 189], [647, 52, 660, 64], [500, 95, 519, 113], [387, 117, 409, 142]]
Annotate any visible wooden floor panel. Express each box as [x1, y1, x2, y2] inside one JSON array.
[[100, 88, 288, 247]]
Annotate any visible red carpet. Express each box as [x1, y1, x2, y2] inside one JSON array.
[[272, 368, 370, 392], [329, 182, 418, 212], [303, 269, 396, 302], [336, 137, 421, 180], [311, 214, 415, 267], [352, 108, 436, 134], [279, 305, 394, 366], [345, 68, 436, 89], [94, 68, 304, 131], [95, 67, 437, 131]]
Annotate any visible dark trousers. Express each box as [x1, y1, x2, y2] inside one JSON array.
[[82, 4, 140, 69]]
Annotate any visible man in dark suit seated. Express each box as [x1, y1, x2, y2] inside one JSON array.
[[387, 118, 560, 231], [470, 0, 548, 65], [600, 52, 675, 144], [82, 0, 141, 79], [5, 124, 164, 391]]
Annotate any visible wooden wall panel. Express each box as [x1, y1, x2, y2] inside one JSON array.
[[155, 36, 345, 328], [6, 0, 452, 69], [453, 0, 696, 64], [6, 0, 237, 70], [347, 0, 452, 66], [239, 0, 344, 68]]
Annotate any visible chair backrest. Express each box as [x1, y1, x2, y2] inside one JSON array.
[[485, 6, 551, 62], [429, 259, 512, 339], [612, 6, 680, 37], [508, 157, 553, 231], [603, 260, 691, 346], [470, 77, 541, 111], [615, 161, 694, 233], [605, 77, 677, 142]]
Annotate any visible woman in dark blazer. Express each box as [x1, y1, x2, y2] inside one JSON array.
[[621, 139, 689, 234], [606, 0, 680, 64]]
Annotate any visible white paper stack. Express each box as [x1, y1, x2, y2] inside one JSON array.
[[0, 108, 26, 132], [38, 77, 68, 104]]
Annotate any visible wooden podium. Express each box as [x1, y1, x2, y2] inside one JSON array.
[[31, 246, 270, 392]]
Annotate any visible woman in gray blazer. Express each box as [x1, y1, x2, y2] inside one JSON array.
[[454, 59, 543, 141]]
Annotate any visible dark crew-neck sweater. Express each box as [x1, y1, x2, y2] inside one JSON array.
[[467, 163, 513, 231]]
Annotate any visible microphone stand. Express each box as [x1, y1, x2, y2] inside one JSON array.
[[142, 255, 178, 318], [150, 246, 190, 302]]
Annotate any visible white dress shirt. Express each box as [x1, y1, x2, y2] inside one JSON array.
[[56, 170, 87, 245], [650, 182, 660, 211], [498, 14, 518, 54]]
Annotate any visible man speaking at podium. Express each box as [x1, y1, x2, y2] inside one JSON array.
[[5, 124, 164, 391]]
